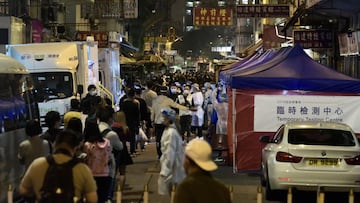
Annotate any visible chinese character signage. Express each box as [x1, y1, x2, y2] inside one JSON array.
[[92, 1, 123, 19], [123, 0, 138, 19], [236, 5, 290, 18], [193, 7, 233, 26], [293, 30, 333, 49], [75, 31, 108, 48], [254, 95, 360, 133]]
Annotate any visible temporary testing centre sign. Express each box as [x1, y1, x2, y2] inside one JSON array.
[[254, 95, 360, 133]]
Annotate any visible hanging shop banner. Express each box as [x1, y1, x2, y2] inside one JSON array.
[[193, 7, 233, 26], [293, 30, 333, 49], [236, 5, 290, 18], [254, 95, 360, 133]]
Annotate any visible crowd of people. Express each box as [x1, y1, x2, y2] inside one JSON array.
[[16, 71, 232, 203]]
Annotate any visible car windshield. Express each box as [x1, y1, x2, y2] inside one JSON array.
[[288, 129, 356, 146], [31, 72, 73, 102]]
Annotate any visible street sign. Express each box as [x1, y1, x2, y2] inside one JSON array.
[[236, 5, 290, 18]]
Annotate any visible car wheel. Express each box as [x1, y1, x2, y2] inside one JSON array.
[[260, 165, 266, 187], [265, 170, 285, 201]]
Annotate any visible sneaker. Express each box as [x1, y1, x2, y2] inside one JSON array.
[[141, 149, 145, 152], [214, 157, 224, 162]]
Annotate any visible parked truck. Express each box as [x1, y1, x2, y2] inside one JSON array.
[[6, 42, 120, 124]]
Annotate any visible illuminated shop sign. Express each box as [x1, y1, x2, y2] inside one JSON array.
[[75, 31, 108, 48], [293, 30, 333, 49], [193, 7, 233, 26], [236, 5, 290, 18]]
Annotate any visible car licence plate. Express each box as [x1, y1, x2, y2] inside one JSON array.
[[307, 158, 339, 166]]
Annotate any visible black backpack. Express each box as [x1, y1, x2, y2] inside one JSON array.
[[39, 155, 79, 203]]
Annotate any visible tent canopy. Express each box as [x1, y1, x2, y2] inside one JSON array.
[[229, 44, 360, 93]]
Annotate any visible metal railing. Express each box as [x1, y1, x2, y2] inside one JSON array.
[[96, 82, 114, 108]]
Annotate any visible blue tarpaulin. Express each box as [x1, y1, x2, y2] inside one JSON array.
[[229, 44, 360, 93]]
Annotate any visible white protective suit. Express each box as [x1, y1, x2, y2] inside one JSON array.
[[211, 87, 228, 134], [191, 91, 204, 127], [158, 124, 186, 195]]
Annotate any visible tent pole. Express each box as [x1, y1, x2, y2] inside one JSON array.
[[232, 88, 237, 173]]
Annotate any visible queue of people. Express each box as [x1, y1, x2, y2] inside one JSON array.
[[16, 76, 231, 203], [18, 85, 131, 203]]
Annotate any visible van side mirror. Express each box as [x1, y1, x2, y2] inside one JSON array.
[[77, 85, 83, 95]]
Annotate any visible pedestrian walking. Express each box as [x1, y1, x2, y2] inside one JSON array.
[[64, 98, 82, 128], [83, 121, 113, 203], [97, 106, 123, 201], [176, 84, 193, 142], [19, 129, 98, 203], [191, 83, 205, 139], [158, 108, 186, 196], [151, 86, 190, 159], [174, 139, 231, 203], [41, 110, 62, 146], [112, 111, 134, 191], [18, 120, 51, 173], [120, 88, 140, 156]]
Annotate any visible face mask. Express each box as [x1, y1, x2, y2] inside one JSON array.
[[170, 88, 177, 94], [183, 90, 190, 95], [89, 90, 97, 96]]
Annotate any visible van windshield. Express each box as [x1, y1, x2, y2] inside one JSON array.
[[31, 72, 73, 102]]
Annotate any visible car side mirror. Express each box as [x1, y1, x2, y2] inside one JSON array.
[[259, 135, 271, 143]]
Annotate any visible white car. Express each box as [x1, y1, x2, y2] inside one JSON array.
[[260, 121, 360, 200]]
